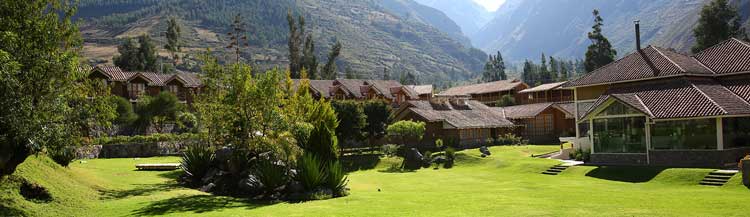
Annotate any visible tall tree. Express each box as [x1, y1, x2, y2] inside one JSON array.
[[539, 53, 549, 84], [164, 17, 181, 63], [137, 35, 159, 72], [1, 0, 114, 176], [383, 67, 390, 80], [522, 59, 536, 85], [227, 14, 248, 64], [482, 52, 507, 82], [322, 41, 342, 79], [287, 11, 303, 78], [302, 34, 318, 79], [559, 61, 569, 81], [549, 56, 559, 82], [114, 34, 159, 72], [113, 39, 140, 71], [692, 0, 747, 53], [584, 9, 617, 73]]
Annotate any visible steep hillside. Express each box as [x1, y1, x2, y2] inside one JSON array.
[[415, 0, 493, 36], [472, 0, 737, 62], [75, 0, 486, 83]]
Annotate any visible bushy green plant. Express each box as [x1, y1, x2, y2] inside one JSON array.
[[325, 160, 349, 196], [176, 112, 198, 133], [111, 96, 137, 126], [495, 133, 524, 146], [363, 100, 392, 140], [254, 155, 290, 192], [297, 153, 327, 190], [92, 133, 201, 145], [332, 100, 366, 143], [307, 99, 339, 161], [181, 143, 214, 182], [435, 139, 444, 150], [381, 144, 400, 157], [47, 146, 77, 167], [570, 148, 591, 162], [444, 147, 456, 169], [422, 151, 433, 168]]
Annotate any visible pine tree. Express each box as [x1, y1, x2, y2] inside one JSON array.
[[164, 17, 181, 63], [481, 52, 506, 82], [383, 67, 390, 80], [322, 41, 342, 79], [560, 61, 569, 81], [137, 34, 159, 72], [302, 34, 319, 79], [549, 56, 559, 82], [287, 11, 303, 78], [113, 38, 140, 71], [495, 51, 507, 80], [584, 9, 617, 73], [539, 53, 549, 84], [691, 0, 747, 53], [522, 59, 535, 85]]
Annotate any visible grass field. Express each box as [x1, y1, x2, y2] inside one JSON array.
[[2, 145, 749, 216]]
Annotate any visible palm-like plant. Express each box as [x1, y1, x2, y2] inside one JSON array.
[[297, 153, 327, 190], [181, 143, 214, 182]]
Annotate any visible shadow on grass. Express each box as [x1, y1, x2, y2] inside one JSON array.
[[131, 194, 268, 216], [156, 170, 183, 180], [377, 163, 417, 173], [0, 199, 25, 217], [585, 166, 666, 183], [100, 182, 182, 199]]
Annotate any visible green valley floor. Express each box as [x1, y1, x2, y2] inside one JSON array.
[[2, 145, 749, 216]]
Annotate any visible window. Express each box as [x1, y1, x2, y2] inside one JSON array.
[[526, 114, 553, 136], [724, 117, 750, 148], [168, 85, 179, 95], [127, 83, 145, 99], [593, 117, 646, 153], [577, 122, 590, 138], [651, 119, 716, 150]]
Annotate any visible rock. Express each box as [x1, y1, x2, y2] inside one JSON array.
[[214, 147, 233, 162], [432, 156, 447, 164], [481, 154, 487, 158], [200, 183, 216, 192], [286, 181, 304, 193], [202, 168, 219, 184], [403, 148, 424, 170], [479, 146, 491, 156], [238, 175, 263, 193]]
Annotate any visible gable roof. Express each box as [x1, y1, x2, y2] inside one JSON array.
[[518, 81, 567, 93], [565, 38, 750, 88], [91, 65, 202, 87], [439, 79, 527, 96], [495, 102, 575, 119], [407, 85, 433, 96], [93, 65, 129, 81], [580, 77, 750, 120], [333, 79, 367, 98], [397, 100, 515, 129]]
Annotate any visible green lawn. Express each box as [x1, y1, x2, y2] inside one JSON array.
[[3, 145, 750, 216]]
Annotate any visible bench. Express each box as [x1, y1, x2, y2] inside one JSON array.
[[135, 163, 181, 171]]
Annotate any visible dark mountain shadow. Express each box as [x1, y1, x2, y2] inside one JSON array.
[[585, 166, 666, 183], [131, 194, 269, 216]]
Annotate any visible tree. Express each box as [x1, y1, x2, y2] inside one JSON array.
[[287, 11, 303, 78], [302, 35, 319, 79], [522, 59, 536, 85], [539, 53, 550, 84], [111, 96, 137, 126], [227, 14, 248, 64], [387, 120, 426, 147], [482, 52, 506, 82], [584, 9, 617, 73], [322, 41, 342, 79], [382, 68, 390, 80], [363, 100, 392, 141], [496, 95, 516, 107], [559, 61, 569, 81], [400, 71, 417, 85], [332, 100, 366, 144], [113, 34, 159, 72], [164, 17, 181, 63], [692, 0, 747, 53], [0, 0, 114, 176], [134, 92, 184, 134]]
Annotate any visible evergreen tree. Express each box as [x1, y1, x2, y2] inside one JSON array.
[[549, 56, 559, 82], [113, 38, 140, 71], [322, 41, 342, 79], [383, 67, 390, 80], [584, 9, 617, 73], [287, 11, 303, 78], [539, 53, 549, 84], [302, 35, 319, 79], [692, 0, 747, 53], [481, 52, 506, 82], [559, 61, 569, 81], [522, 60, 535, 85], [164, 17, 181, 62], [114, 34, 159, 72], [137, 35, 159, 72]]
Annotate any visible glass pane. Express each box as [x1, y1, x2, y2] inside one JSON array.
[[578, 122, 590, 138], [593, 117, 646, 153], [598, 101, 641, 116], [724, 117, 750, 148], [651, 119, 716, 150]]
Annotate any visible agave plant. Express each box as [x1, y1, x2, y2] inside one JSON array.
[[254, 155, 290, 192], [181, 143, 214, 182], [296, 152, 327, 190], [325, 160, 349, 196]]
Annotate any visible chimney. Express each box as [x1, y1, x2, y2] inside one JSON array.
[[634, 20, 641, 50]]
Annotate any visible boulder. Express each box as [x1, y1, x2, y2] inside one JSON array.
[[201, 168, 219, 184], [479, 146, 491, 156], [199, 183, 216, 192], [742, 159, 750, 187], [238, 175, 263, 194], [286, 181, 304, 193]]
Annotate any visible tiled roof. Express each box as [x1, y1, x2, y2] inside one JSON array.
[[581, 77, 750, 120], [518, 81, 567, 93], [565, 46, 713, 87], [91, 65, 202, 87], [400, 100, 515, 129], [93, 65, 129, 81], [495, 102, 575, 119], [694, 38, 750, 74], [407, 85, 433, 96], [334, 79, 367, 99], [365, 80, 411, 99], [565, 38, 750, 88], [309, 80, 335, 98], [439, 79, 526, 96]]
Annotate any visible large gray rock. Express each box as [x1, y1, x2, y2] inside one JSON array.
[[238, 175, 264, 194], [479, 146, 491, 156], [199, 183, 216, 192]]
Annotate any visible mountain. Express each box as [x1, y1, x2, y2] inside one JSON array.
[[472, 0, 749, 62], [75, 0, 487, 83], [414, 0, 493, 36]]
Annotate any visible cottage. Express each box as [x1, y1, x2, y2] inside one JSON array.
[[496, 102, 576, 144], [295, 79, 420, 106], [88, 65, 202, 104], [392, 96, 517, 148], [566, 38, 750, 167], [517, 81, 573, 104], [439, 79, 529, 106]]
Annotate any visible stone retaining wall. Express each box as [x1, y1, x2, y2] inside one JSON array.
[[76, 141, 190, 159]]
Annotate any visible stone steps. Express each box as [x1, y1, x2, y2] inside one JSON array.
[[699, 170, 738, 186], [542, 165, 570, 175]]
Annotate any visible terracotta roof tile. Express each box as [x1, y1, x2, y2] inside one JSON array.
[[439, 79, 526, 96], [518, 81, 567, 93], [407, 85, 433, 96], [694, 38, 750, 74], [403, 100, 515, 129]]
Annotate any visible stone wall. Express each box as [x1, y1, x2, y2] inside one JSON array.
[[648, 147, 750, 168], [590, 153, 647, 165], [76, 141, 191, 159]]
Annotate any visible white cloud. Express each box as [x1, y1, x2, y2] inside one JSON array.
[[472, 0, 506, 12]]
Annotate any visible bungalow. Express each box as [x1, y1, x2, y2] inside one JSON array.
[[439, 79, 529, 106], [565, 38, 750, 168], [495, 102, 576, 144], [296, 79, 420, 106], [517, 81, 573, 104], [392, 96, 517, 148], [88, 65, 202, 104]]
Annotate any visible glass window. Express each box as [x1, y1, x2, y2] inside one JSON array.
[[593, 117, 646, 153], [724, 117, 750, 148], [577, 122, 590, 138], [128, 83, 145, 99], [598, 101, 641, 116], [651, 119, 716, 150]]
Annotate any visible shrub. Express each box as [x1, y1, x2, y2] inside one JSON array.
[[434, 139, 444, 150], [570, 148, 591, 162], [332, 100, 366, 143], [111, 96, 137, 126], [297, 153, 327, 190], [92, 133, 201, 145], [325, 160, 349, 196], [47, 146, 76, 167], [176, 112, 198, 133], [421, 151, 433, 168], [363, 100, 392, 140], [254, 155, 290, 192], [444, 147, 456, 169], [381, 144, 400, 157], [495, 133, 524, 146], [307, 99, 339, 161], [181, 143, 214, 183], [387, 120, 426, 147]]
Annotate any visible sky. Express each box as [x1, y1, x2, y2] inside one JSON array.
[[472, 0, 506, 12]]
